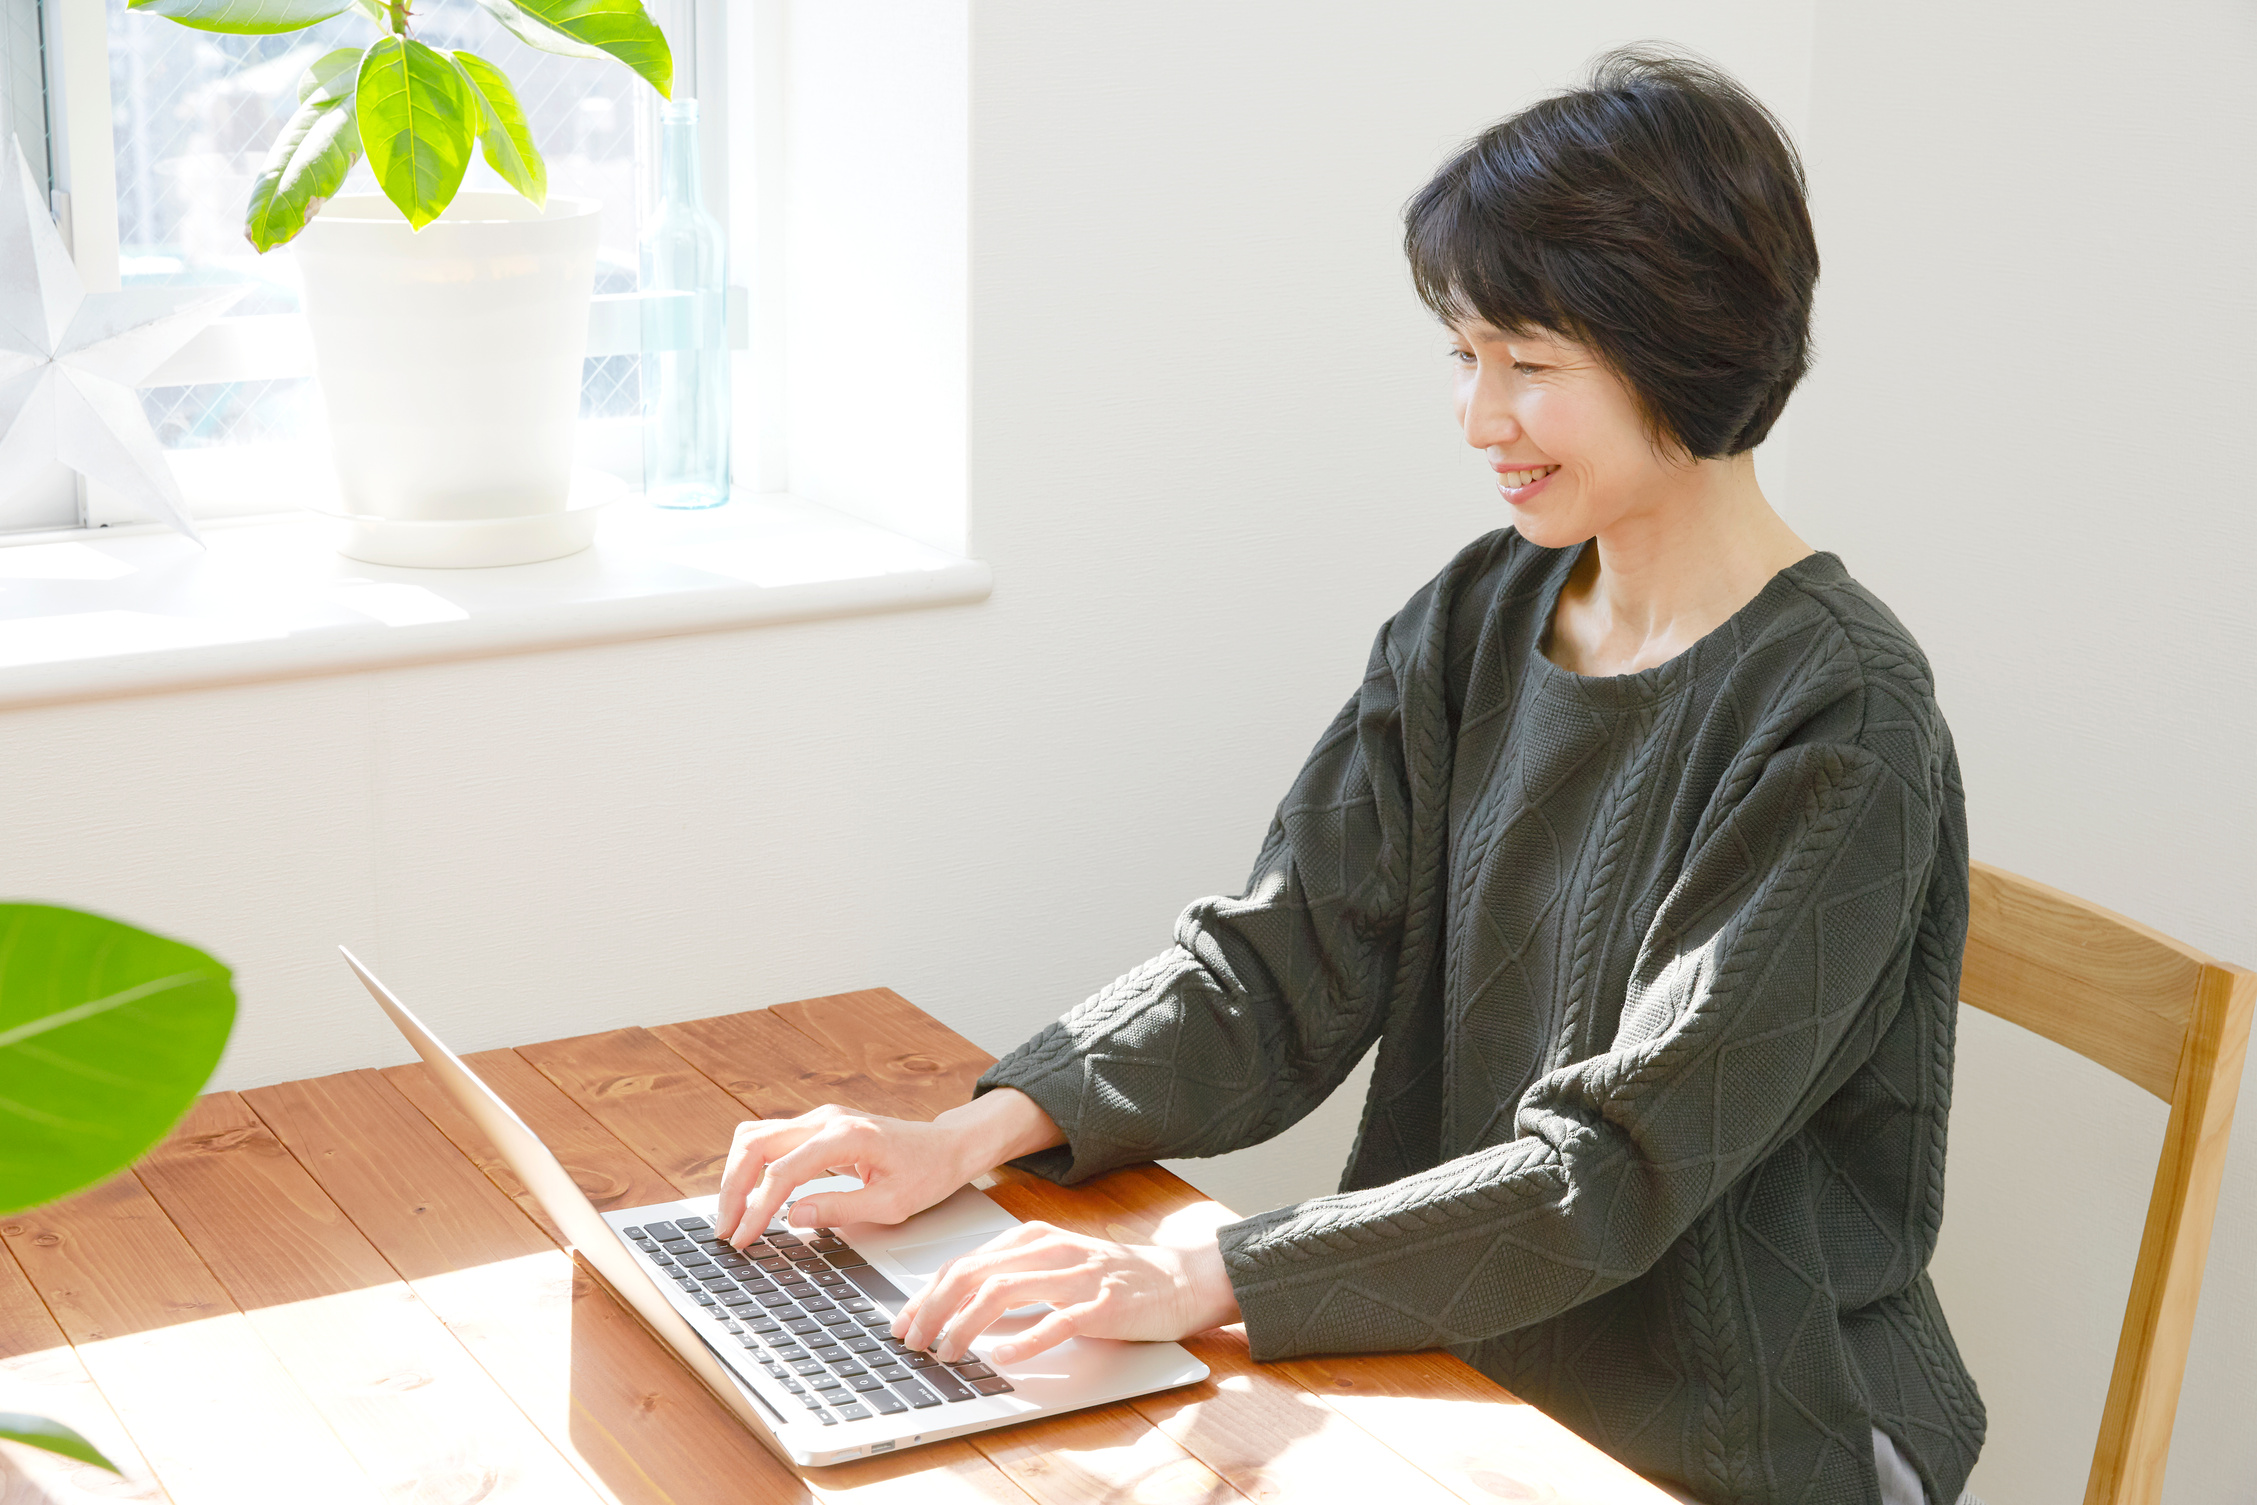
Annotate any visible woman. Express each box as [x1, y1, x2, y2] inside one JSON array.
[[715, 48, 1984, 1505]]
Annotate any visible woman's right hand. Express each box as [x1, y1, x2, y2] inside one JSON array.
[[713, 1087, 1066, 1249]]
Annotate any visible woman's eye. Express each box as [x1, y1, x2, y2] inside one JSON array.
[[1449, 348, 1475, 365], [1512, 361, 1544, 375]]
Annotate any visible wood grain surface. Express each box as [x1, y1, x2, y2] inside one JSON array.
[[0, 1228, 167, 1504], [0, 988, 1675, 1504], [134, 1093, 602, 1504], [1, 1172, 382, 1505], [244, 1068, 812, 1505], [516, 1026, 756, 1192], [381, 1046, 681, 1245]]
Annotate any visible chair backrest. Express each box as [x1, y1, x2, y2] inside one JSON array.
[[1959, 861, 2256, 1505]]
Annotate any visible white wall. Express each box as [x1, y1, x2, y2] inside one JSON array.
[[5, 4, 2249, 1502], [1790, 6, 2257, 1503]]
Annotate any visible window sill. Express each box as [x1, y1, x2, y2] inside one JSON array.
[[0, 495, 991, 713]]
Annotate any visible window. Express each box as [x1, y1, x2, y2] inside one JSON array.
[[1, 0, 732, 535]]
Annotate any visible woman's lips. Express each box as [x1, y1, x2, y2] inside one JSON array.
[[1497, 464, 1560, 503]]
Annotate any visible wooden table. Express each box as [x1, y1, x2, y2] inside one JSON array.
[[0, 987, 1676, 1504]]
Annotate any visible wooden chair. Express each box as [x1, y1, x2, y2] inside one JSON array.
[[1959, 860, 2256, 1505]]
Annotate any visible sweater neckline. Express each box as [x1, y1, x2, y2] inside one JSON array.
[[1527, 540, 1846, 709]]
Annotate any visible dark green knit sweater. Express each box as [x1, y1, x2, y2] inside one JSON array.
[[976, 531, 1986, 1505]]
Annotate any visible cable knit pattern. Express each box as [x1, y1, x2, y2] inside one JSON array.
[[978, 533, 1985, 1505]]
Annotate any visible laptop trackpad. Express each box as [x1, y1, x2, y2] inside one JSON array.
[[888, 1232, 1049, 1316]]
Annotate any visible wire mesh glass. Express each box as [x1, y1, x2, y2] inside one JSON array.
[[0, 0, 49, 190], [104, 0, 650, 463]]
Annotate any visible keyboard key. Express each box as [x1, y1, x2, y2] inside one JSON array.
[[836, 1297, 875, 1314], [970, 1377, 1015, 1396], [797, 1392, 824, 1410], [755, 1257, 793, 1274], [810, 1236, 848, 1253], [679, 1253, 715, 1270], [739, 1336, 765, 1351], [784, 1318, 821, 1336], [771, 1345, 808, 1362], [810, 1375, 844, 1392], [660, 1238, 694, 1254], [755, 1292, 794, 1308], [829, 1360, 865, 1376], [843, 1266, 908, 1307], [721, 1319, 744, 1333], [834, 1402, 872, 1421], [814, 1310, 854, 1327], [856, 1312, 892, 1329], [676, 1216, 712, 1231], [790, 1360, 825, 1377], [893, 1378, 941, 1409], [623, 1226, 647, 1239], [780, 1378, 805, 1394], [767, 1233, 805, 1248], [797, 1295, 835, 1313], [951, 1362, 995, 1380], [812, 1409, 837, 1426], [719, 1291, 756, 1307], [692, 1292, 716, 1307], [846, 1374, 884, 1393], [788, 1249, 828, 1265], [781, 1283, 819, 1302], [865, 1389, 908, 1416], [672, 1276, 700, 1293], [811, 1269, 849, 1287], [644, 1222, 682, 1241], [713, 1253, 751, 1269], [700, 1276, 736, 1292], [762, 1361, 789, 1378], [748, 1318, 782, 1335], [823, 1250, 870, 1270], [632, 1238, 658, 1252], [922, 1368, 975, 1402], [842, 1335, 881, 1354], [871, 1363, 910, 1383]]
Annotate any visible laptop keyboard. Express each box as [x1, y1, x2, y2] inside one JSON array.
[[624, 1213, 1015, 1428]]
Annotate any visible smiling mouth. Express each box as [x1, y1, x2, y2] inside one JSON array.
[[1496, 465, 1559, 488]]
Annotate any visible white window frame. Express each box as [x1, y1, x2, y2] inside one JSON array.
[[17, 0, 747, 535]]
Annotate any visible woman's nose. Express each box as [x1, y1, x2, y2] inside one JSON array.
[[1460, 379, 1520, 450]]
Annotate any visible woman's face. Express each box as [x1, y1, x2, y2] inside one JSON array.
[[1447, 319, 1688, 548]]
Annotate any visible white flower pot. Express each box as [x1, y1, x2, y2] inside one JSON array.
[[293, 193, 601, 536]]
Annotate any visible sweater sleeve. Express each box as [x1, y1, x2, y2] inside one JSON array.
[[971, 555, 1464, 1184], [1216, 737, 1939, 1360]]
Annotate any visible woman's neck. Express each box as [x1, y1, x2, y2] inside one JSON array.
[[1546, 453, 1813, 677]]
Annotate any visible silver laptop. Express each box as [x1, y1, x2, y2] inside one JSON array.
[[344, 948, 1209, 1466]]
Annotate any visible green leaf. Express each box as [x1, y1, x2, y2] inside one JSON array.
[[0, 905, 234, 1215], [497, 0, 672, 98], [247, 51, 364, 251], [0, 1412, 120, 1472], [356, 35, 478, 231], [450, 51, 546, 209], [126, 0, 351, 35], [298, 45, 362, 104], [471, 0, 606, 61]]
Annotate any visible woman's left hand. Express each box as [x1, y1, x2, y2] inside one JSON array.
[[893, 1207, 1243, 1366]]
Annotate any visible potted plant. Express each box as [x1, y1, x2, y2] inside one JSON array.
[[0, 903, 236, 1483], [127, 0, 676, 565]]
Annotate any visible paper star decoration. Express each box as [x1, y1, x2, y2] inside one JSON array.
[[0, 134, 248, 543]]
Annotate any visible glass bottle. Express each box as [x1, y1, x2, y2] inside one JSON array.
[[639, 99, 731, 508]]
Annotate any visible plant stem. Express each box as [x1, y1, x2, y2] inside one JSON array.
[[388, 0, 408, 35]]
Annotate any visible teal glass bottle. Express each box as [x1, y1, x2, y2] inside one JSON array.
[[640, 99, 731, 508]]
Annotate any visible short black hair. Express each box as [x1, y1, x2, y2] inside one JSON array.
[[1404, 46, 1817, 458]]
